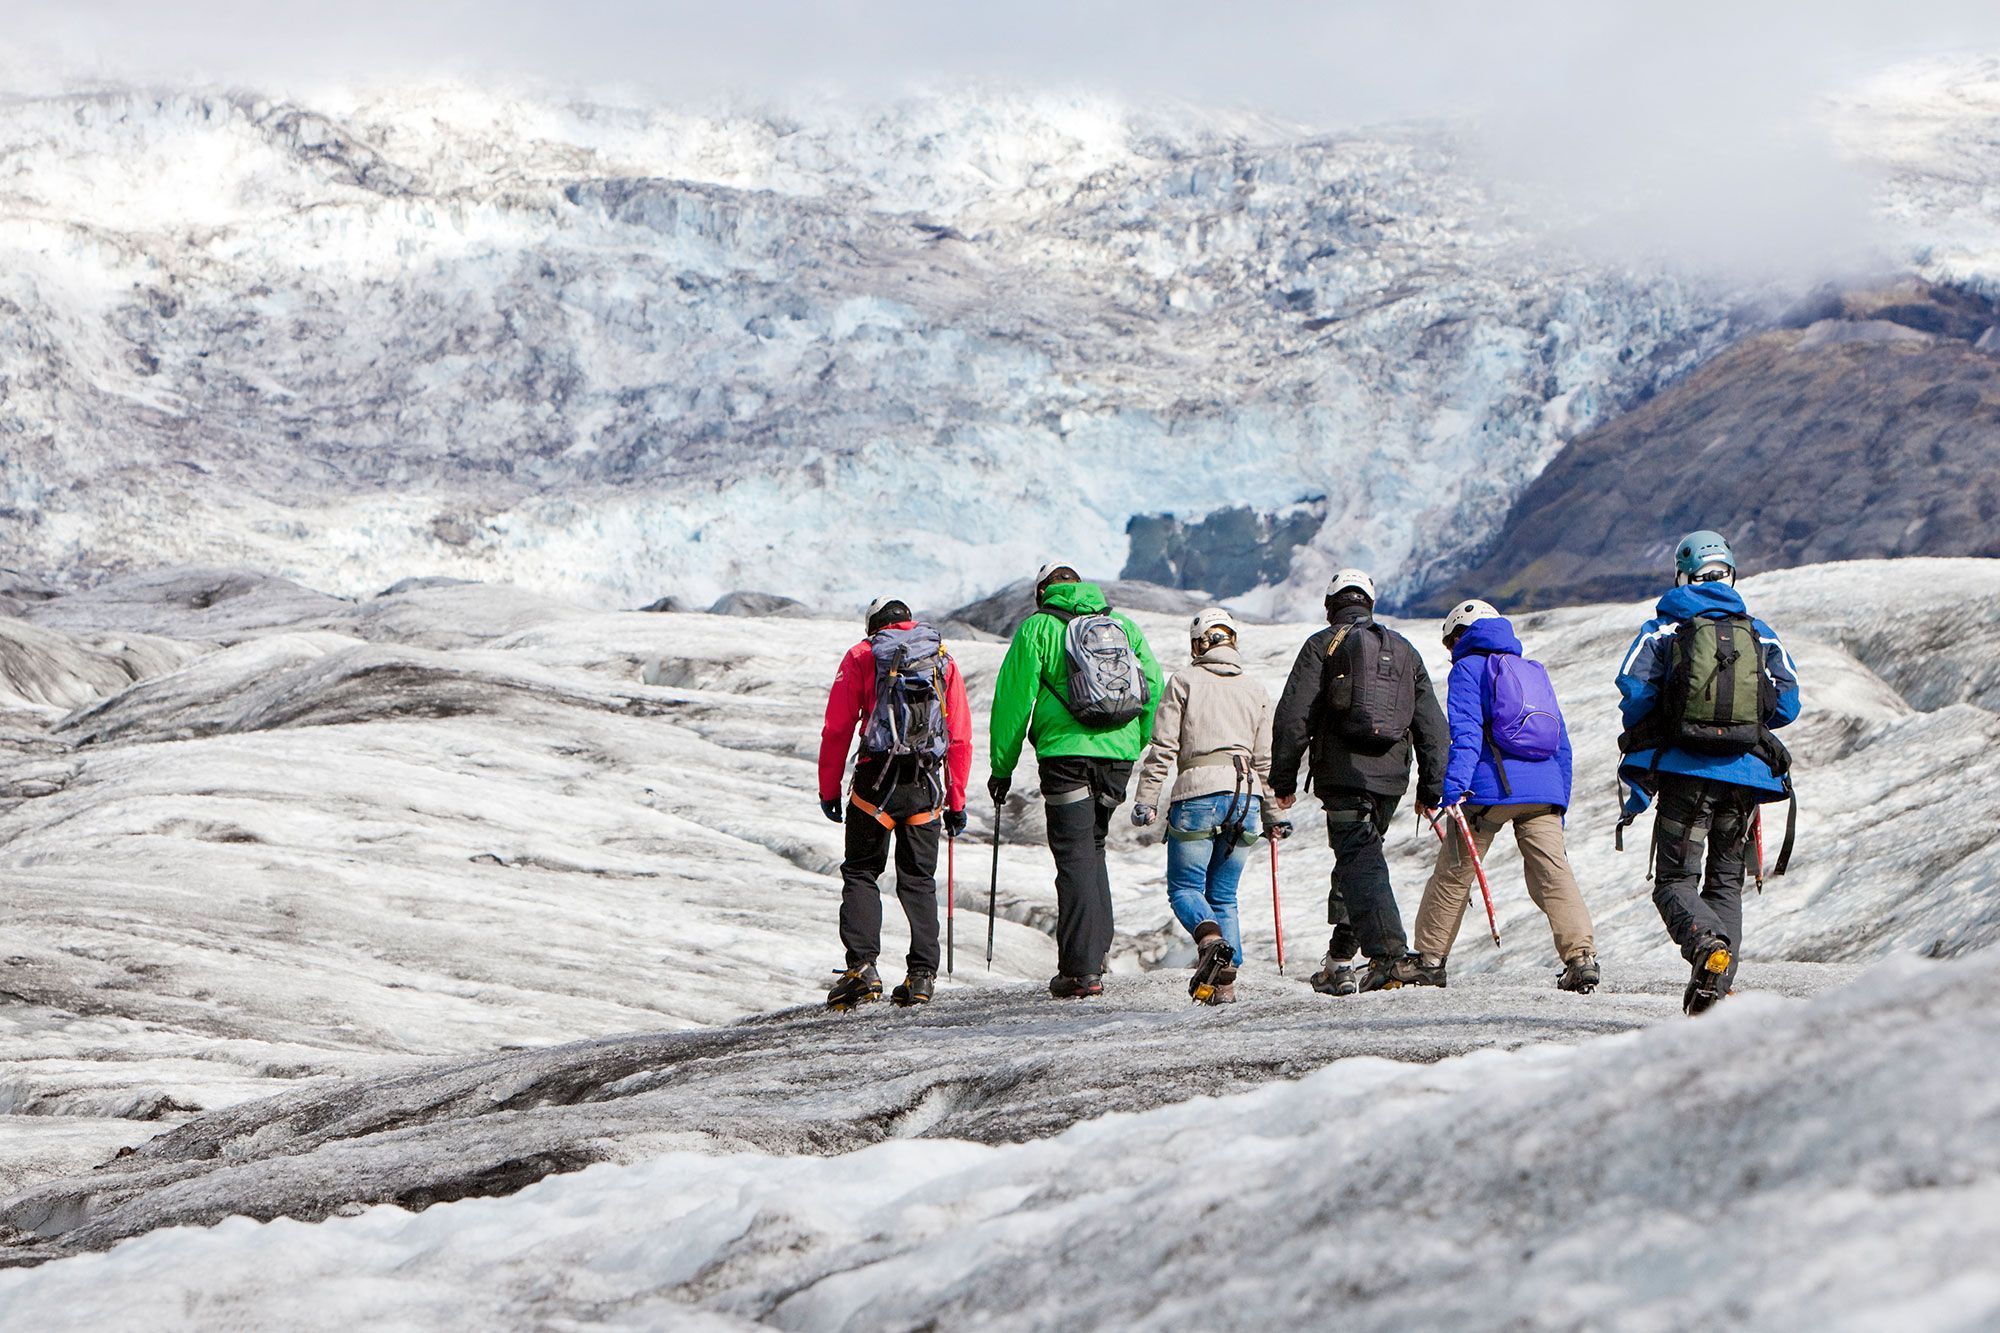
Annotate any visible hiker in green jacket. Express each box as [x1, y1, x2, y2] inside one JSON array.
[[988, 563, 1164, 998]]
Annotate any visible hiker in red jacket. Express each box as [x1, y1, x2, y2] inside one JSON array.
[[818, 596, 973, 1009]]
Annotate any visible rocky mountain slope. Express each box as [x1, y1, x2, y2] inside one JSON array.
[[1442, 280, 2000, 608]]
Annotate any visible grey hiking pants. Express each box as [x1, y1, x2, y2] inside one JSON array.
[[1651, 774, 1758, 989], [1040, 757, 1132, 979], [1413, 803, 1594, 965]]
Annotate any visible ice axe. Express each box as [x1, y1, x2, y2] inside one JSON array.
[[1752, 806, 1766, 895], [1431, 805, 1501, 949], [1267, 818, 1293, 974], [945, 826, 956, 975]]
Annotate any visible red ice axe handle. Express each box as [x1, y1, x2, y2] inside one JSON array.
[[1433, 807, 1501, 949], [1753, 807, 1766, 894], [946, 830, 956, 976], [1269, 829, 1286, 974]]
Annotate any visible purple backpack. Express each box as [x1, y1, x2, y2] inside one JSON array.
[[1483, 654, 1563, 762]]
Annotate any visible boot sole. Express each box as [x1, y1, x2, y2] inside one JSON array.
[[890, 991, 932, 1008], [1684, 945, 1731, 1014], [827, 988, 884, 1012], [1189, 941, 1234, 1004]]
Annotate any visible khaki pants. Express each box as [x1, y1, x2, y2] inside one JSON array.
[[1413, 804, 1594, 964]]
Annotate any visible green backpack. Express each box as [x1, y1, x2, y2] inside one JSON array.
[[1659, 613, 1775, 755]]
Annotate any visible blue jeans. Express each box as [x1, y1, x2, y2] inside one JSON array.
[[1166, 792, 1261, 966]]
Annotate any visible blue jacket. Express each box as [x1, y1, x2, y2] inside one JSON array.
[[1442, 617, 1572, 809], [1615, 582, 1800, 813]]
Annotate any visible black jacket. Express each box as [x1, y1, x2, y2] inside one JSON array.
[[1269, 611, 1448, 806]]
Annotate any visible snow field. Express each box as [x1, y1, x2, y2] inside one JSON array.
[[0, 558, 1993, 1322], [1, 951, 1992, 1330]]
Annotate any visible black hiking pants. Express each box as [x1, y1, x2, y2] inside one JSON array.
[[1039, 756, 1132, 979], [1651, 774, 1757, 989], [840, 776, 941, 975], [1322, 788, 1406, 961]]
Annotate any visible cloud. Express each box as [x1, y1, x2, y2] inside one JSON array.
[[9, 0, 2000, 275]]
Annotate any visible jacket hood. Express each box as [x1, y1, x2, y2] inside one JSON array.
[[1657, 581, 1747, 621], [1039, 581, 1109, 615], [1192, 645, 1244, 675], [1451, 617, 1520, 660]]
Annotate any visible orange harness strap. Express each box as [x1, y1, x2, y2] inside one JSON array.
[[850, 793, 940, 830]]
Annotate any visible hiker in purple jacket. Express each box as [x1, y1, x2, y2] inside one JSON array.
[[1409, 600, 1599, 993]]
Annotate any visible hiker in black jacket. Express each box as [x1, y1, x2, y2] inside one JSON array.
[[1270, 569, 1449, 994]]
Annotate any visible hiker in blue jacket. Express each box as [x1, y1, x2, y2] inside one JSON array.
[[1616, 530, 1800, 1015], [1410, 600, 1599, 992]]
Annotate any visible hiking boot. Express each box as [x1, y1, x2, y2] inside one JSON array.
[[1309, 955, 1360, 996], [1049, 973, 1104, 999], [1402, 954, 1447, 988], [1208, 980, 1238, 1005], [1357, 954, 1424, 993], [1556, 951, 1600, 995], [826, 965, 882, 1011], [1683, 935, 1732, 1016], [891, 970, 935, 1007], [1189, 922, 1234, 1004]]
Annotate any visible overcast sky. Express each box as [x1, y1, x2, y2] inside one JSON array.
[[13, 1, 2000, 273], [13, 1, 1996, 113]]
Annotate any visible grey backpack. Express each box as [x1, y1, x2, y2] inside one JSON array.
[[861, 623, 952, 766], [1048, 607, 1149, 729]]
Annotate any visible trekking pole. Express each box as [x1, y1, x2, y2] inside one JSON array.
[[1433, 808, 1501, 949], [1752, 807, 1766, 895], [946, 829, 956, 976], [1269, 830, 1286, 974], [986, 804, 1002, 971]]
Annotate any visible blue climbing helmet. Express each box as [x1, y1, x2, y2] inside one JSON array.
[[1674, 530, 1736, 584]]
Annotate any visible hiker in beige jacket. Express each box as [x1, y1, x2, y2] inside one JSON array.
[[1131, 609, 1275, 1004]]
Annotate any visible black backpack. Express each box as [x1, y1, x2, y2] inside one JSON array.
[[1319, 621, 1417, 755]]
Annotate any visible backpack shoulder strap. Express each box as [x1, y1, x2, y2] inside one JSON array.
[[1323, 623, 1357, 659]]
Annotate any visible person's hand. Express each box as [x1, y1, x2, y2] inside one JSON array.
[[943, 809, 968, 838], [1130, 803, 1157, 827], [987, 775, 1011, 806], [820, 798, 844, 824], [1275, 793, 1296, 811]]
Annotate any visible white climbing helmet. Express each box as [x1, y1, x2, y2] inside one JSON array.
[[1035, 561, 1082, 593], [1189, 607, 1238, 649], [1441, 598, 1501, 641], [865, 595, 911, 633], [1325, 569, 1376, 601]]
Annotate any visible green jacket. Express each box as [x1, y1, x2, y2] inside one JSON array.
[[989, 581, 1164, 777]]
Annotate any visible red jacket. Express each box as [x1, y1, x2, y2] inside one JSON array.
[[818, 622, 973, 810]]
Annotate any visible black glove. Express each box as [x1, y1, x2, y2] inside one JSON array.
[[1130, 803, 1157, 827], [820, 798, 843, 824], [987, 775, 1011, 806], [1267, 819, 1294, 841], [944, 809, 967, 838]]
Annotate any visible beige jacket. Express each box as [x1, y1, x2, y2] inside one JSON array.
[[1135, 646, 1275, 808]]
